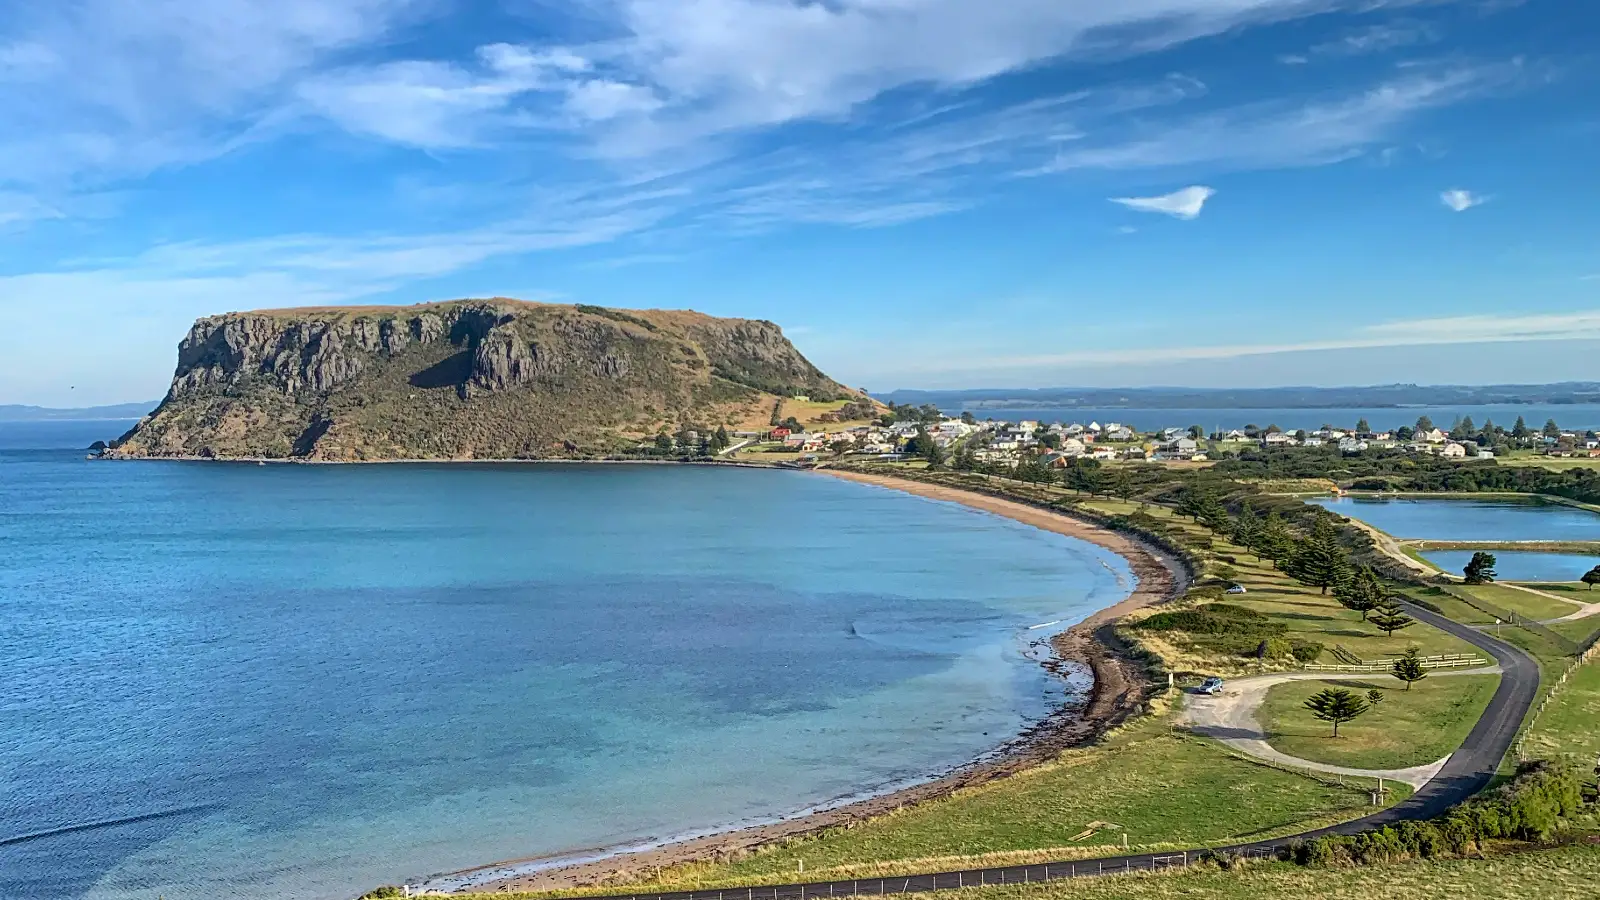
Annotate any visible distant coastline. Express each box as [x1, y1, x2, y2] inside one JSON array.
[[451, 470, 1185, 895]]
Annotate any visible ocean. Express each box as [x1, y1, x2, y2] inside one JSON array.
[[0, 422, 1131, 900]]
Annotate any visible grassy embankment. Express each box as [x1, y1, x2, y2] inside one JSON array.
[[1259, 676, 1499, 769]]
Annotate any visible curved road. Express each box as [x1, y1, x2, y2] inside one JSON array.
[[556, 600, 1540, 900]]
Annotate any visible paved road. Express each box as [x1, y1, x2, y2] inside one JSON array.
[[558, 599, 1540, 900]]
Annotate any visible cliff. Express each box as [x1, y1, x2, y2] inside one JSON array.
[[110, 299, 853, 461]]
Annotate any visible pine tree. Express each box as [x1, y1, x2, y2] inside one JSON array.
[[1255, 511, 1297, 569], [1583, 565, 1600, 591], [1463, 551, 1497, 585], [1415, 415, 1435, 433], [1512, 416, 1529, 439], [1392, 645, 1428, 690], [1334, 565, 1384, 620], [1232, 503, 1262, 557], [1355, 418, 1371, 434], [1287, 518, 1349, 594], [1369, 597, 1415, 636], [1303, 688, 1371, 737], [1544, 418, 1562, 439]]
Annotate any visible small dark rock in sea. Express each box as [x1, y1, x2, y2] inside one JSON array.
[[87, 441, 108, 454]]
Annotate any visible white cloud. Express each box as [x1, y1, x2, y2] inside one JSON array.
[[885, 309, 1600, 376], [1440, 188, 1486, 211], [1110, 185, 1215, 219], [1033, 65, 1511, 175]]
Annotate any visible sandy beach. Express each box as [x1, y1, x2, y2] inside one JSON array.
[[448, 469, 1188, 895]]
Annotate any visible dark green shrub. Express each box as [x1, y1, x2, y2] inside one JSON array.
[[1290, 641, 1325, 663]]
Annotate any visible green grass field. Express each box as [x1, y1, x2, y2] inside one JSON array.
[[464, 843, 1600, 900], [1521, 656, 1600, 761], [1070, 499, 1480, 674], [492, 732, 1391, 897], [1454, 584, 1579, 621], [1259, 675, 1499, 769]]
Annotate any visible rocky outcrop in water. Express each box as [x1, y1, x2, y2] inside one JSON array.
[[112, 299, 852, 461]]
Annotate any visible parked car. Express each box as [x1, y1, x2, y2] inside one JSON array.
[[1225, 584, 1247, 594], [1199, 676, 1225, 695]]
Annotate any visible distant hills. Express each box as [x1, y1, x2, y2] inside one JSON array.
[[879, 384, 1600, 410], [0, 402, 156, 422], [108, 298, 852, 461]]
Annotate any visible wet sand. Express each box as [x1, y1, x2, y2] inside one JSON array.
[[451, 470, 1188, 895]]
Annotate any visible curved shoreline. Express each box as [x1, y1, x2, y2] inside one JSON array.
[[449, 470, 1188, 895]]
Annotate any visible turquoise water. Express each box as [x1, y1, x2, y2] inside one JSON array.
[[1420, 551, 1600, 583], [0, 423, 1131, 900], [1310, 495, 1600, 542]]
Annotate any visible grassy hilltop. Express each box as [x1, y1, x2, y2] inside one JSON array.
[[111, 299, 854, 461]]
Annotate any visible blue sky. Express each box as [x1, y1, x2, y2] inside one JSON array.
[[1, 0, 1595, 405]]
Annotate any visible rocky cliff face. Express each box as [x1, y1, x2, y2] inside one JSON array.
[[113, 299, 851, 461]]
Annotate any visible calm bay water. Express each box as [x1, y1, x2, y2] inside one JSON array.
[[1420, 550, 1600, 583], [952, 404, 1600, 433], [0, 422, 1130, 900], [1311, 495, 1600, 542]]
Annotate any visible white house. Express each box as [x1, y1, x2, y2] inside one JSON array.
[[1440, 441, 1468, 458], [1105, 426, 1135, 442], [1263, 432, 1295, 446], [1416, 428, 1448, 444], [1337, 437, 1369, 453]]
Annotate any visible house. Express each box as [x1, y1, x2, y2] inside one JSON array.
[[1064, 423, 1085, 436], [1059, 437, 1087, 457], [1089, 447, 1118, 460], [1161, 437, 1199, 454], [1105, 426, 1135, 442], [770, 427, 791, 439], [1017, 420, 1040, 434], [1302, 436, 1325, 447], [1223, 429, 1249, 441], [1263, 432, 1295, 446], [1477, 448, 1496, 459], [1337, 437, 1369, 453], [783, 432, 810, 448], [1087, 422, 1102, 433], [1440, 441, 1468, 458], [1416, 428, 1448, 444]]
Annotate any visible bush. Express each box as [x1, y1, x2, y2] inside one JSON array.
[[1137, 604, 1281, 637], [1257, 637, 1294, 660], [1296, 761, 1588, 867], [360, 888, 405, 899], [1290, 640, 1325, 663]]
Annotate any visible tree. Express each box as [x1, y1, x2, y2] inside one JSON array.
[[1334, 565, 1384, 620], [1415, 415, 1435, 433], [1188, 424, 1205, 440], [654, 432, 674, 453], [1303, 688, 1371, 737], [1355, 418, 1371, 434], [1392, 645, 1428, 691], [711, 426, 731, 453], [1368, 597, 1416, 636], [1583, 565, 1600, 591], [1287, 518, 1349, 594], [1544, 418, 1562, 440], [924, 440, 947, 467], [953, 446, 978, 472], [1367, 688, 1386, 706], [1512, 416, 1530, 439], [960, 411, 977, 425], [1065, 458, 1103, 496], [1108, 467, 1136, 504], [1232, 503, 1262, 557], [1255, 511, 1298, 569], [1463, 551, 1498, 585]]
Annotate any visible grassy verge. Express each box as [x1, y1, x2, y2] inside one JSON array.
[[1457, 584, 1578, 621], [1520, 656, 1600, 761], [1258, 675, 1499, 769]]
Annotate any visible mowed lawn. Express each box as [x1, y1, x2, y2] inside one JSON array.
[[1258, 675, 1499, 769], [512, 734, 1385, 895], [1078, 500, 1481, 669], [1521, 657, 1600, 761], [1453, 583, 1579, 622]]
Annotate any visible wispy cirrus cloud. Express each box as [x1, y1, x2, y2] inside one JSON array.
[[881, 309, 1600, 377], [1440, 188, 1487, 211], [1110, 185, 1215, 219]]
